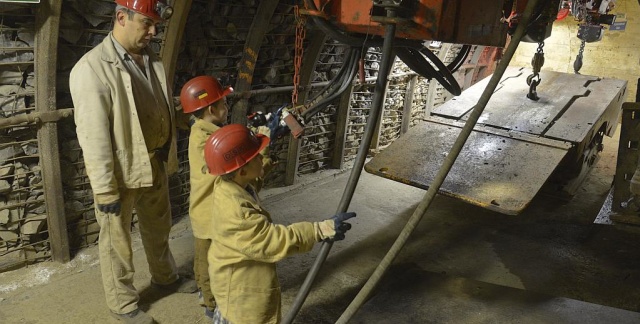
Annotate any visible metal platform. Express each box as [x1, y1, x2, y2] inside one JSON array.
[[365, 67, 627, 215]]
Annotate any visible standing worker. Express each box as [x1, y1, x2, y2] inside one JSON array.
[[203, 124, 356, 324], [69, 1, 196, 323], [180, 76, 232, 319]]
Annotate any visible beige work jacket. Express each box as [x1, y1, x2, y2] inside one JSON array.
[[207, 178, 322, 324], [188, 119, 220, 239], [69, 33, 178, 198]]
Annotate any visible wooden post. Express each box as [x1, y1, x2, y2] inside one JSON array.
[[35, 0, 69, 263], [400, 75, 417, 134], [160, 0, 192, 86], [330, 84, 355, 169], [284, 31, 327, 185], [230, 0, 280, 125], [370, 80, 390, 152]]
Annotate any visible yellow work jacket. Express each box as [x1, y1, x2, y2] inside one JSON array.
[[70, 33, 178, 199], [207, 178, 322, 324], [188, 120, 274, 238], [188, 119, 220, 239]]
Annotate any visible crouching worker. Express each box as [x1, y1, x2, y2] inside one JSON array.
[[203, 124, 356, 324]]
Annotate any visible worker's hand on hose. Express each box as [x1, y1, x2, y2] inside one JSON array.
[[317, 212, 356, 242], [97, 201, 121, 215]]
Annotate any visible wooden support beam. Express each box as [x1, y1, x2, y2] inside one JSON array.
[[230, 0, 280, 125], [370, 80, 390, 152], [330, 84, 355, 169], [160, 0, 192, 87], [35, 0, 69, 263], [401, 75, 417, 135], [285, 31, 327, 185]]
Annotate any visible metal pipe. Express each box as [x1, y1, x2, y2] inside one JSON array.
[[0, 108, 74, 129], [335, 0, 542, 322], [281, 6, 399, 324]]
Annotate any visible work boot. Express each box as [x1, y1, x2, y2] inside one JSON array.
[[110, 309, 154, 324], [151, 276, 198, 293], [204, 307, 214, 320]]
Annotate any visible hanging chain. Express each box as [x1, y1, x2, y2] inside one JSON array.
[[292, 5, 307, 107], [574, 40, 585, 74], [526, 41, 545, 101], [574, 13, 591, 74]]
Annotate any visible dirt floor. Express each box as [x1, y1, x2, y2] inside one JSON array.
[[1, 128, 640, 323]]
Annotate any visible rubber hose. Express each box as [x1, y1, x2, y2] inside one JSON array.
[[446, 45, 471, 73], [302, 49, 360, 120], [397, 47, 461, 95], [308, 47, 355, 104], [303, 52, 360, 121], [413, 46, 462, 95], [335, 0, 542, 322], [281, 8, 400, 324]]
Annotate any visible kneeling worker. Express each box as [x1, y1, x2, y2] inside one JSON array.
[[203, 124, 356, 324]]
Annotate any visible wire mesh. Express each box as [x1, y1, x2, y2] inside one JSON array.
[[0, 3, 48, 272]]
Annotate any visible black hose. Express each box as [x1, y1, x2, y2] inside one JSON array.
[[303, 51, 360, 120], [308, 47, 355, 103], [446, 44, 471, 73], [397, 46, 461, 95], [281, 7, 400, 324]]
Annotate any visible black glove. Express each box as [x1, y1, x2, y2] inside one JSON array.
[[97, 201, 121, 215], [331, 212, 356, 241]]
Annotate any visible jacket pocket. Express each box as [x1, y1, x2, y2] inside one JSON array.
[[228, 286, 281, 324]]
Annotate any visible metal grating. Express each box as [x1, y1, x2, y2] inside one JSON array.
[[0, 3, 49, 271]]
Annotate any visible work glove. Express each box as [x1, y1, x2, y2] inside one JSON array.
[[97, 201, 121, 215], [318, 212, 356, 242], [268, 105, 291, 143]]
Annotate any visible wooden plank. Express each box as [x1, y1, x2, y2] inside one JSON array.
[[230, 0, 279, 125], [35, 0, 69, 263], [160, 0, 192, 86]]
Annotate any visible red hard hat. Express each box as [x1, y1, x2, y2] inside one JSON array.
[[115, 0, 173, 21], [204, 124, 269, 176], [180, 76, 233, 114]]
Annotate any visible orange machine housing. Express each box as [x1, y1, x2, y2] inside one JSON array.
[[312, 0, 515, 47]]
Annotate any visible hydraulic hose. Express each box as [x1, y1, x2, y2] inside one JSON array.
[[396, 46, 461, 95], [446, 44, 471, 74], [303, 51, 360, 121], [335, 0, 542, 322], [302, 48, 361, 121], [281, 7, 400, 324]]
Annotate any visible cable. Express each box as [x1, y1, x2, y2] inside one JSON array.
[[335, 0, 542, 322]]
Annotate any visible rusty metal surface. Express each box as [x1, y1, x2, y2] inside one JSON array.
[[311, 0, 508, 46], [367, 67, 627, 214], [365, 121, 569, 215]]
